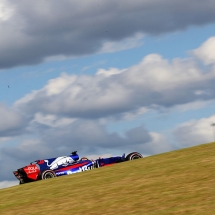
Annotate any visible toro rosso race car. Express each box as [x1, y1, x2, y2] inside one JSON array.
[[13, 151, 143, 184]]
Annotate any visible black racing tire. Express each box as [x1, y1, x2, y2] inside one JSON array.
[[125, 152, 143, 161], [41, 170, 56, 180]]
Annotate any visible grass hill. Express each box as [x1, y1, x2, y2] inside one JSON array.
[[1, 142, 215, 214]]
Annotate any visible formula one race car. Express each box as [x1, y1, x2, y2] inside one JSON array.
[[13, 151, 143, 184]]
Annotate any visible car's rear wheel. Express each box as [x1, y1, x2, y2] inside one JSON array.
[[41, 170, 56, 180], [125, 152, 143, 161]]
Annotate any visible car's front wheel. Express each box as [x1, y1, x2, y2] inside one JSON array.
[[125, 152, 143, 161], [41, 170, 56, 180]]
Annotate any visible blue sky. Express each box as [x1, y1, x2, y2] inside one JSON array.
[[1, 0, 215, 188]]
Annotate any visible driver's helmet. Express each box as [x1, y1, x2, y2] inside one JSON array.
[[80, 157, 88, 161]]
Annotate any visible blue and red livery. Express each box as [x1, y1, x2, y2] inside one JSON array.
[[13, 151, 143, 184]]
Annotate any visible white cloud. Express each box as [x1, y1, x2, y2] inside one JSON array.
[[193, 37, 215, 65], [96, 68, 125, 76], [44, 54, 74, 63], [0, 103, 26, 137], [44, 73, 78, 96], [99, 33, 144, 53], [14, 39, 215, 120], [0, 0, 14, 21], [0, 180, 18, 189], [120, 107, 148, 121], [173, 115, 215, 148], [81, 61, 105, 72], [31, 113, 76, 128], [136, 132, 174, 155], [172, 100, 214, 112]]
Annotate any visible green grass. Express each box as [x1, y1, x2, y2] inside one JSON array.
[[1, 142, 215, 214]]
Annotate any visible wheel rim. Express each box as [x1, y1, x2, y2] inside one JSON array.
[[132, 155, 140, 160], [45, 172, 54, 179], [131, 154, 142, 160]]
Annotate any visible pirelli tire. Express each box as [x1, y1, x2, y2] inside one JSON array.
[[125, 152, 143, 161], [41, 170, 56, 180]]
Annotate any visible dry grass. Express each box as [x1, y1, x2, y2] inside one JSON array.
[[1, 142, 215, 214]]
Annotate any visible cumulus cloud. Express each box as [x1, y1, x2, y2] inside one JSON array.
[[30, 113, 77, 128], [173, 115, 215, 148], [0, 181, 18, 189], [0, 0, 14, 22], [1, 0, 215, 68], [0, 103, 27, 137], [0, 139, 57, 181], [193, 37, 215, 65], [15, 48, 215, 120], [137, 132, 174, 156], [36, 120, 152, 153], [99, 33, 144, 53], [171, 100, 214, 113]]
